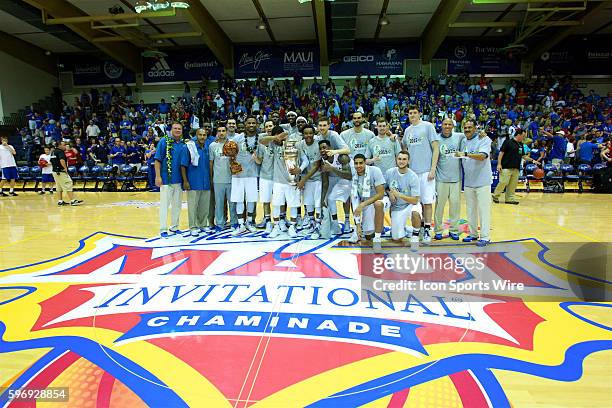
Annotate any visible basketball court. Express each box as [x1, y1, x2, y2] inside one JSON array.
[[1, 191, 610, 407]]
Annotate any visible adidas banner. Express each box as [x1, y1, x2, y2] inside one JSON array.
[[234, 44, 319, 78], [143, 50, 224, 83], [60, 56, 135, 86], [329, 44, 419, 76]]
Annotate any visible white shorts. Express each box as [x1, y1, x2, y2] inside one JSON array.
[[272, 182, 301, 208], [327, 179, 351, 203], [304, 180, 322, 207], [389, 203, 423, 240], [259, 178, 273, 203], [231, 177, 258, 203], [359, 204, 376, 236], [417, 172, 436, 204]]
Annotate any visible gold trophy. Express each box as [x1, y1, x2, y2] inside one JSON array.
[[283, 137, 299, 186]]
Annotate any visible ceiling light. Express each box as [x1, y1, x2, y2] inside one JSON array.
[[379, 15, 390, 26], [156, 39, 164, 44], [151, 0, 169, 11], [45, 50, 51, 56], [170, 1, 189, 8], [256, 20, 266, 30], [134, 0, 150, 13], [495, 28, 503, 33]]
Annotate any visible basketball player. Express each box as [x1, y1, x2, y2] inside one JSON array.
[[402, 105, 439, 243], [226, 118, 239, 139], [455, 120, 492, 246], [282, 111, 298, 135], [385, 151, 421, 247], [348, 154, 386, 253], [341, 112, 374, 158], [255, 119, 275, 232], [231, 115, 260, 235], [317, 116, 350, 157], [319, 139, 352, 235], [296, 125, 322, 238], [434, 118, 465, 240], [209, 124, 238, 230], [262, 126, 309, 238], [366, 117, 401, 174], [154, 122, 187, 237]]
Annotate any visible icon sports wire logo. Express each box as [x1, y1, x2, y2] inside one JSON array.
[[147, 57, 174, 78]]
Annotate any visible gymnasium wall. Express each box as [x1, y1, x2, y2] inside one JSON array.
[[0, 51, 58, 118]]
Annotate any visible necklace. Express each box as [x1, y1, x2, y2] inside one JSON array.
[[245, 134, 258, 154]]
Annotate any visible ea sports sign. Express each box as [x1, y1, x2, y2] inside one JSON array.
[[1, 232, 610, 406]]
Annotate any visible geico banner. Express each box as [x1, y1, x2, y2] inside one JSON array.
[[329, 44, 419, 76], [143, 50, 223, 83], [60, 56, 135, 86], [435, 40, 521, 74], [234, 45, 320, 78]]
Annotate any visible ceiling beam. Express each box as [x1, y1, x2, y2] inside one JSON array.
[[21, 0, 141, 73], [450, 20, 582, 28], [183, 0, 233, 68], [374, 0, 390, 39], [481, 3, 515, 37], [524, 0, 610, 62], [43, 8, 176, 24], [251, 0, 276, 43], [92, 32, 202, 43], [0, 30, 56, 75], [312, 0, 328, 65], [421, 0, 469, 64]]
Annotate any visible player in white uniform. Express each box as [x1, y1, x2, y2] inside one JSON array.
[[348, 154, 386, 253], [296, 125, 322, 238], [254, 120, 275, 232], [319, 139, 352, 235], [231, 116, 260, 235], [402, 105, 440, 244], [384, 151, 422, 248]]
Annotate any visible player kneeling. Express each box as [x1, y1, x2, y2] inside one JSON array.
[[348, 154, 386, 253], [384, 151, 422, 249]]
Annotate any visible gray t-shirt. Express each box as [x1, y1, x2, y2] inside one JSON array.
[[272, 134, 306, 184], [436, 131, 465, 182], [403, 121, 438, 174], [209, 140, 232, 184], [341, 127, 375, 157], [256, 140, 275, 180], [353, 165, 385, 202], [232, 133, 260, 178], [317, 130, 347, 152], [297, 139, 321, 182], [462, 136, 492, 188], [366, 136, 401, 174], [384, 167, 420, 211]]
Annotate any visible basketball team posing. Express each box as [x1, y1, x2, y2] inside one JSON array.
[[155, 106, 492, 248]]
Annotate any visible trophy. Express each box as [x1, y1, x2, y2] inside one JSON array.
[[283, 138, 299, 186], [223, 140, 243, 175]]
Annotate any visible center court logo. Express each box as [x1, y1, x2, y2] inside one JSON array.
[[1, 233, 610, 406], [147, 57, 175, 78]]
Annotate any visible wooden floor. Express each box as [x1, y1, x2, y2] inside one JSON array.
[[0, 191, 611, 407]]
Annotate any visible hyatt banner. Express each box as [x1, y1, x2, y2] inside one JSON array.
[[533, 37, 612, 75], [329, 44, 419, 76], [234, 45, 320, 78], [142, 50, 223, 83]]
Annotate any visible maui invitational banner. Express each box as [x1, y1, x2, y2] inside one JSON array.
[[234, 44, 320, 78]]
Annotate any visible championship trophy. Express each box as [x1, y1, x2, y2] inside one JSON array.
[[223, 140, 243, 175], [283, 138, 299, 185]]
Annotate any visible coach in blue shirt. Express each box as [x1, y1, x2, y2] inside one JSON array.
[[154, 122, 187, 237], [182, 128, 213, 237]]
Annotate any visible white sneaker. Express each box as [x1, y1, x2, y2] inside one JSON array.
[[269, 223, 282, 238], [348, 230, 359, 243], [341, 222, 351, 234], [245, 222, 257, 233], [422, 228, 432, 244], [279, 220, 288, 232], [410, 235, 420, 250], [310, 228, 320, 239], [297, 216, 305, 229], [288, 224, 297, 238], [231, 224, 245, 236], [373, 238, 382, 253], [265, 221, 273, 233], [190, 229, 199, 237], [331, 221, 341, 235]]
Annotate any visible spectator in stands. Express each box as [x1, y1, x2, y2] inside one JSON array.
[[108, 137, 126, 166], [159, 98, 170, 122], [86, 120, 100, 139], [577, 134, 599, 165], [542, 129, 568, 167]]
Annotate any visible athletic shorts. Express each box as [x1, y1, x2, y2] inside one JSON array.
[[303, 180, 322, 207], [417, 172, 436, 204], [259, 178, 273, 203], [1, 167, 18, 180], [327, 179, 351, 203], [231, 176, 258, 203], [272, 182, 301, 208], [389, 203, 423, 240], [42, 173, 54, 183]]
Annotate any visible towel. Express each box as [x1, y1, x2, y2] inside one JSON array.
[[185, 140, 199, 166], [351, 164, 371, 200]]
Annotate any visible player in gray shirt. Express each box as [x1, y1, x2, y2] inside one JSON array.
[[317, 116, 349, 156], [231, 116, 260, 235], [455, 119, 492, 246], [296, 125, 323, 237], [254, 120, 275, 231], [402, 105, 440, 243], [434, 118, 465, 241], [366, 117, 402, 174], [384, 151, 422, 244], [209, 124, 237, 229], [340, 112, 375, 158]]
